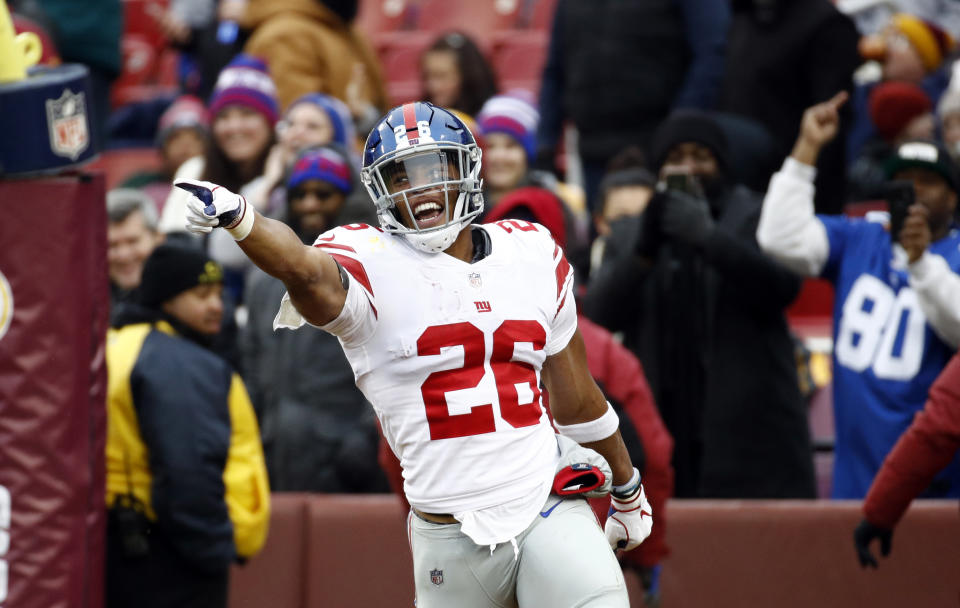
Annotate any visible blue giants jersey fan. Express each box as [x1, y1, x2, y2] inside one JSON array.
[[818, 215, 960, 498]]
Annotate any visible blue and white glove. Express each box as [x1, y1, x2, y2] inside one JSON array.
[[604, 467, 653, 552], [175, 179, 254, 240]]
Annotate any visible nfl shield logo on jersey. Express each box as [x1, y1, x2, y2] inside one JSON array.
[[468, 272, 482, 289], [430, 569, 443, 586], [45, 89, 89, 160]]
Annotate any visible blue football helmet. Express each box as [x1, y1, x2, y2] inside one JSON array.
[[361, 102, 483, 253]]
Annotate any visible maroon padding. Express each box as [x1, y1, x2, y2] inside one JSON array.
[[230, 495, 958, 608], [660, 500, 960, 608], [305, 495, 414, 607], [0, 174, 108, 608], [230, 494, 309, 608]]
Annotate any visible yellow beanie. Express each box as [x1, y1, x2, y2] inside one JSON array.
[[892, 13, 955, 71]]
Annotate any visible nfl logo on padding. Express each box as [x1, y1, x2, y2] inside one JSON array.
[[430, 569, 443, 586], [46, 89, 89, 160]]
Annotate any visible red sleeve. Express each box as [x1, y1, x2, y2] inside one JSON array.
[[863, 354, 960, 528], [578, 315, 675, 567]]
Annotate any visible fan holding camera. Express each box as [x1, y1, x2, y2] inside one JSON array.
[[584, 111, 815, 500], [758, 92, 960, 502]]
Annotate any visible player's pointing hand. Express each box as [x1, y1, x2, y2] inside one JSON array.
[[175, 179, 253, 240]]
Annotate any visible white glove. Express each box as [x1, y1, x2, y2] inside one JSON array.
[[553, 434, 613, 498], [174, 179, 254, 240], [604, 467, 653, 552]]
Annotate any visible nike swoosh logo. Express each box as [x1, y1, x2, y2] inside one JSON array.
[[540, 499, 563, 518]]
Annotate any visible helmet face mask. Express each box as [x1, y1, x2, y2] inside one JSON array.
[[361, 102, 483, 253]]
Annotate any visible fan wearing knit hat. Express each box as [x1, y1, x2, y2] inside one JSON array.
[[477, 94, 540, 207], [860, 13, 955, 84], [869, 81, 934, 144], [284, 145, 355, 242], [254, 92, 359, 213], [156, 96, 209, 177], [476, 93, 586, 216], [159, 54, 280, 234], [120, 95, 210, 210], [848, 81, 935, 200]]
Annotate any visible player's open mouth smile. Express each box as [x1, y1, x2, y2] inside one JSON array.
[[413, 200, 446, 229]]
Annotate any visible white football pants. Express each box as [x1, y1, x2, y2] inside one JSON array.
[[407, 494, 628, 608]]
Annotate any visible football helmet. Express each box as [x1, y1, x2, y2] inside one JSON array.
[[361, 102, 483, 253]]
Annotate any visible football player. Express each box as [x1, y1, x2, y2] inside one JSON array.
[[176, 102, 651, 607], [758, 92, 960, 500]]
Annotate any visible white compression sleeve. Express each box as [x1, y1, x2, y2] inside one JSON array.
[[756, 158, 831, 277]]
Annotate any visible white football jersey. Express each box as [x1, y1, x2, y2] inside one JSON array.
[[274, 220, 577, 544]]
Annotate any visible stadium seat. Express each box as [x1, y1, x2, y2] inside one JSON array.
[[377, 34, 432, 82], [787, 278, 834, 324], [843, 198, 887, 218], [85, 148, 162, 190], [374, 32, 434, 105], [490, 31, 548, 96], [356, 0, 415, 35], [414, 0, 521, 41]]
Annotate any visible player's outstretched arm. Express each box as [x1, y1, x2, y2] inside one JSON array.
[[176, 180, 346, 326], [543, 329, 652, 552], [756, 92, 847, 277]]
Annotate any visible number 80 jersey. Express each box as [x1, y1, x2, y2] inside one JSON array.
[[276, 221, 577, 533], [819, 216, 960, 499]]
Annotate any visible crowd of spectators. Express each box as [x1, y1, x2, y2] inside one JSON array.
[[15, 0, 960, 600]]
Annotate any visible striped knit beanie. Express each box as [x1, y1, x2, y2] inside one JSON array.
[[287, 146, 353, 194], [477, 94, 539, 162], [208, 54, 279, 125]]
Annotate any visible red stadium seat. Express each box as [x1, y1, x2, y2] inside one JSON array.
[[377, 34, 431, 82], [356, 0, 415, 35], [491, 31, 548, 96], [85, 148, 163, 190], [844, 198, 887, 217], [414, 0, 521, 41], [375, 32, 434, 105], [524, 0, 559, 30], [787, 278, 834, 323]]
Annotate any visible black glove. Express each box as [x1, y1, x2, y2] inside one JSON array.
[[659, 190, 714, 247], [853, 518, 893, 568]]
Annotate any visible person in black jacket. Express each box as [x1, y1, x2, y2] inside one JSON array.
[[241, 145, 387, 493], [720, 0, 861, 214], [583, 111, 816, 499], [535, 0, 729, 212], [106, 244, 269, 608]]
